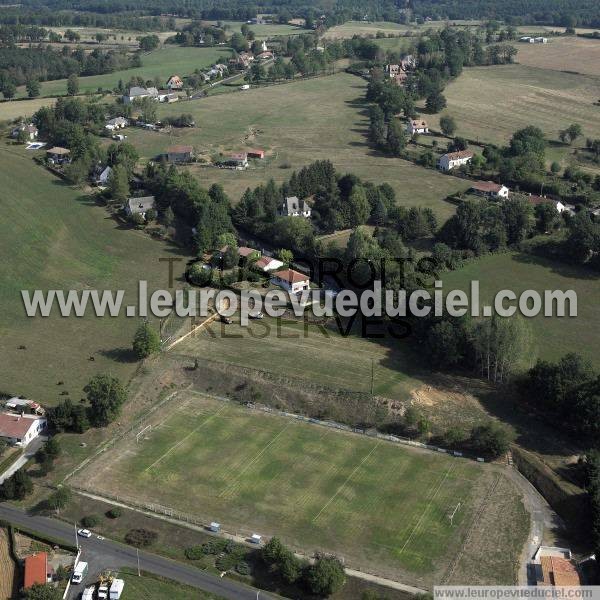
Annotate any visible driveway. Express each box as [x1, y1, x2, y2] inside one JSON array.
[[0, 435, 47, 485]]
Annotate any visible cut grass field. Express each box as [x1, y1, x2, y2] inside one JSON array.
[[428, 64, 600, 146], [0, 144, 186, 402], [442, 252, 600, 369], [16, 46, 231, 98], [75, 391, 521, 585], [213, 20, 310, 39], [0, 97, 57, 121], [127, 72, 469, 219], [516, 36, 600, 77]]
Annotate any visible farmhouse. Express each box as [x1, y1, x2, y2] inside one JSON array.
[[279, 196, 311, 218], [0, 413, 46, 446], [535, 37, 548, 44], [167, 145, 194, 163], [166, 75, 184, 90], [401, 54, 417, 70], [407, 119, 429, 135], [438, 150, 474, 171], [46, 147, 71, 165], [271, 269, 310, 294], [471, 181, 510, 199], [24, 553, 50, 589], [126, 196, 155, 218], [385, 64, 401, 77], [520, 36, 535, 43], [257, 51, 274, 60], [255, 255, 284, 272], [394, 71, 408, 86], [11, 123, 38, 140], [123, 86, 158, 104], [225, 152, 249, 169]]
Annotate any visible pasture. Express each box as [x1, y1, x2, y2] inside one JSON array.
[[77, 391, 516, 585], [127, 72, 469, 219], [0, 145, 185, 402], [120, 569, 220, 600], [16, 46, 230, 98], [214, 20, 310, 39], [442, 252, 600, 369], [0, 97, 56, 121], [516, 36, 600, 77], [175, 316, 426, 399], [428, 64, 600, 146]]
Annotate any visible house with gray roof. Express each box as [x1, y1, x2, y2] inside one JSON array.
[[278, 196, 311, 218], [126, 196, 155, 218]]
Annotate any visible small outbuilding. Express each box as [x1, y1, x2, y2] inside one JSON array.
[[167, 145, 194, 163]]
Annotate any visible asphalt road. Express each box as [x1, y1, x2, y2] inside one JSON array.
[[0, 503, 273, 599]]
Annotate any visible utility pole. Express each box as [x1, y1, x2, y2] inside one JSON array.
[[74, 522, 79, 550], [137, 548, 141, 577], [370, 358, 375, 396]]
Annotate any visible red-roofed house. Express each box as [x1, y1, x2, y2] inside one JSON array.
[[471, 181, 510, 199], [0, 413, 46, 446], [24, 553, 49, 588], [407, 119, 428, 135], [238, 246, 260, 260], [527, 195, 573, 214], [167, 145, 194, 163], [271, 269, 310, 293]]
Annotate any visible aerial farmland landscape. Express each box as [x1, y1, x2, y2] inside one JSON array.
[[0, 0, 599, 599]]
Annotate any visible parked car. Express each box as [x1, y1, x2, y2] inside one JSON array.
[[220, 316, 232, 324], [77, 528, 92, 538], [249, 312, 264, 319]]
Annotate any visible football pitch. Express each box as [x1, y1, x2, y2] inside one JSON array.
[[78, 392, 496, 583]]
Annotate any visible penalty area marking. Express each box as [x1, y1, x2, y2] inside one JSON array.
[[144, 405, 227, 473]]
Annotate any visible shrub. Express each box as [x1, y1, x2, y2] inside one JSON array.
[[124, 528, 158, 548], [184, 545, 204, 560], [106, 508, 122, 519], [81, 515, 99, 528], [235, 561, 251, 575]]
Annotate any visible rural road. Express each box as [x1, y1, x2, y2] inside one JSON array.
[[0, 503, 275, 599]]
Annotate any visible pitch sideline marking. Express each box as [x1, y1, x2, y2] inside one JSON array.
[[312, 439, 381, 523], [144, 405, 227, 473]]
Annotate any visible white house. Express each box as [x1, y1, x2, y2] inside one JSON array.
[[407, 119, 429, 135], [471, 181, 510, 199], [520, 36, 535, 43], [279, 196, 311, 218], [271, 269, 310, 294], [166, 75, 184, 90], [0, 413, 47, 446], [438, 150, 474, 171], [528, 195, 574, 214], [534, 37, 548, 43], [4, 398, 44, 415]]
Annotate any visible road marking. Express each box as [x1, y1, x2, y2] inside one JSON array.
[[144, 405, 227, 472], [312, 440, 381, 523]]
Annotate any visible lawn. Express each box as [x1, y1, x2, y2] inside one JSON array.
[[515, 36, 600, 77], [126, 72, 469, 219], [427, 64, 600, 146], [16, 46, 231, 98], [75, 391, 511, 586], [214, 20, 310, 39], [442, 252, 600, 369], [0, 144, 187, 403], [120, 569, 223, 599]]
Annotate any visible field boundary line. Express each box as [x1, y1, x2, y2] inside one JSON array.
[[398, 463, 456, 556], [145, 404, 227, 472], [312, 440, 381, 523], [218, 422, 293, 498]]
